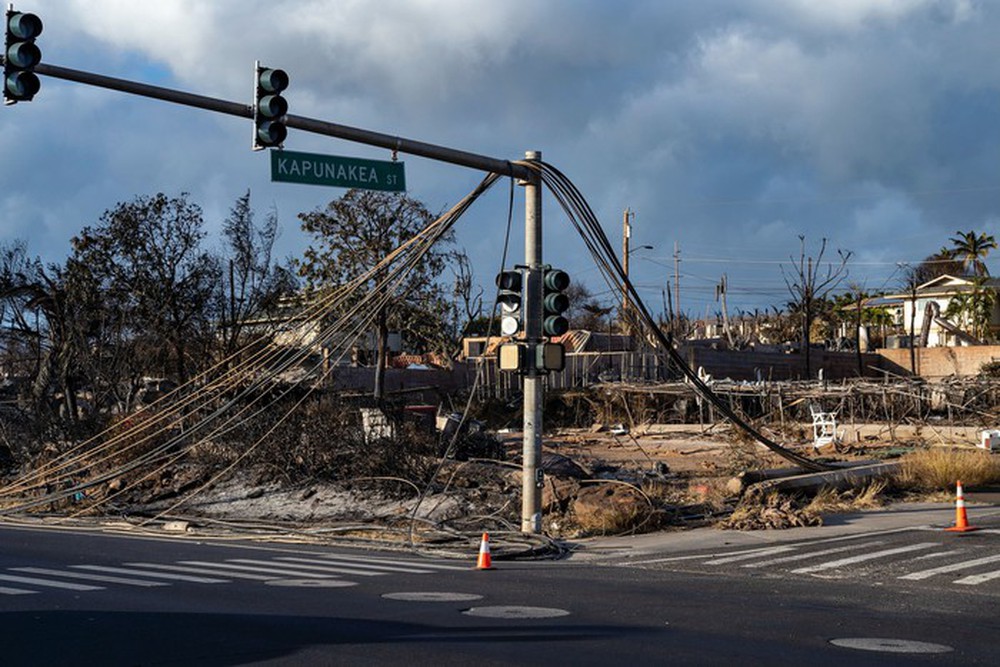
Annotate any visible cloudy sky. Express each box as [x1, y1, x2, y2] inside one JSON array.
[[3, 0, 999, 318]]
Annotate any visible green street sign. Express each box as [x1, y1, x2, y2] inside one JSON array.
[[270, 149, 406, 192]]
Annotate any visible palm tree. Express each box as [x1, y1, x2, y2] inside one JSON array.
[[948, 230, 997, 277]]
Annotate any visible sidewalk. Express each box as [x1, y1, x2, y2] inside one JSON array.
[[567, 499, 1000, 562]]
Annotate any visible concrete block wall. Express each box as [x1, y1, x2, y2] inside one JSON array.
[[683, 347, 882, 381], [876, 346, 1000, 379]]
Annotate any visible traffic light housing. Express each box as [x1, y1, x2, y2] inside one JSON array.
[[4, 9, 43, 104], [253, 63, 288, 150], [496, 269, 524, 337], [535, 342, 565, 371], [542, 267, 570, 337]]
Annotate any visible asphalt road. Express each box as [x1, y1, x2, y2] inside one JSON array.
[[0, 521, 997, 666]]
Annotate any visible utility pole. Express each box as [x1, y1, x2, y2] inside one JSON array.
[[622, 208, 632, 325], [673, 241, 681, 333], [520, 150, 544, 534], [717, 274, 735, 347]]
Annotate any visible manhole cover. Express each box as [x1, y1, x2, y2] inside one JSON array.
[[830, 638, 953, 654], [265, 579, 358, 588], [383, 592, 484, 602], [462, 606, 570, 619]]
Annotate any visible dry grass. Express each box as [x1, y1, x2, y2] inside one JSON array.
[[895, 447, 1000, 491], [806, 481, 887, 514], [571, 482, 653, 535]]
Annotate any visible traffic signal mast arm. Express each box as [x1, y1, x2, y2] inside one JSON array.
[[18, 60, 534, 181]]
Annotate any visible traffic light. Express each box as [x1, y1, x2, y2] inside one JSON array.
[[252, 63, 288, 150], [496, 269, 524, 336], [4, 9, 43, 104], [542, 267, 570, 337], [535, 342, 565, 371], [498, 343, 526, 371]]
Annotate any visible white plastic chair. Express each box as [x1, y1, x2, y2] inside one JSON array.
[[810, 405, 840, 448]]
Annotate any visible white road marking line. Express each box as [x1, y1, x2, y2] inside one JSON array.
[[899, 554, 1000, 581], [628, 546, 793, 566], [277, 556, 437, 574], [791, 543, 939, 574], [909, 550, 965, 561], [73, 565, 227, 583], [954, 569, 1000, 585], [125, 562, 276, 581], [11, 567, 168, 587], [179, 560, 341, 579], [314, 553, 469, 571], [0, 573, 102, 591], [228, 558, 385, 577], [0, 585, 38, 595], [742, 541, 886, 568], [704, 546, 798, 565], [621, 527, 933, 567]]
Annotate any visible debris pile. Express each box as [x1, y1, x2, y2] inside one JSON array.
[[720, 490, 822, 530]]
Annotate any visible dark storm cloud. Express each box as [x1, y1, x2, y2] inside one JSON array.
[[3, 0, 998, 312]]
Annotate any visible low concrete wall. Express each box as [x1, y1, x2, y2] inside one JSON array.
[[876, 346, 1000, 379], [683, 347, 881, 381]]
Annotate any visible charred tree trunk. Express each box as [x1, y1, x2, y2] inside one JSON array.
[[373, 307, 388, 401]]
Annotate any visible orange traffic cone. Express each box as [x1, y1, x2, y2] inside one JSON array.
[[945, 480, 980, 533], [476, 532, 494, 570]]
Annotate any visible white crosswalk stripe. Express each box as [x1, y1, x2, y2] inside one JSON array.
[[126, 562, 276, 581], [629, 545, 788, 566], [73, 565, 228, 583], [178, 560, 342, 578], [312, 553, 469, 571], [703, 546, 797, 565], [228, 558, 386, 577], [954, 569, 1000, 585], [899, 554, 1000, 581], [791, 543, 939, 574], [0, 572, 102, 591], [741, 541, 885, 568], [909, 549, 964, 561], [277, 556, 438, 574], [11, 567, 169, 587], [0, 585, 38, 595]]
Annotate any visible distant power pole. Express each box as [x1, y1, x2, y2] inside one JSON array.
[[673, 241, 681, 332], [622, 208, 633, 322]]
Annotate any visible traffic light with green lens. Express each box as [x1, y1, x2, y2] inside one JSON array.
[[542, 267, 570, 337], [4, 9, 43, 104], [252, 63, 288, 150]]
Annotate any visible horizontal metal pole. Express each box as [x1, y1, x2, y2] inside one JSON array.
[[287, 115, 528, 179], [31, 61, 532, 180], [36, 62, 248, 117]]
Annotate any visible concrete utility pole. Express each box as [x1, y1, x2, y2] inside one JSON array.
[[520, 150, 543, 534]]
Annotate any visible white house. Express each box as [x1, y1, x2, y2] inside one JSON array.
[[884, 275, 1000, 347]]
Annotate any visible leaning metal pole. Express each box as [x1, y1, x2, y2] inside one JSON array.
[[521, 151, 543, 534]]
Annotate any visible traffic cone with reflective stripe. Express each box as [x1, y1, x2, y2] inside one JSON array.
[[946, 480, 980, 533], [476, 532, 494, 569]]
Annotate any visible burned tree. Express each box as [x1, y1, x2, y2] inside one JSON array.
[[782, 236, 851, 379]]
